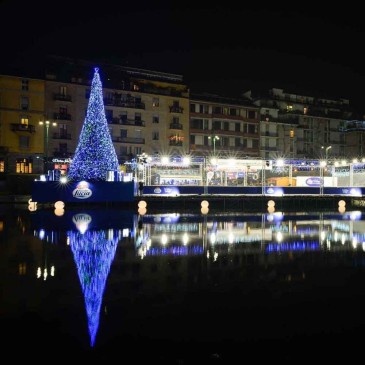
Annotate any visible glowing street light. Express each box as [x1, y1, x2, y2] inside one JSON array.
[[39, 119, 57, 172], [322, 145, 332, 161], [208, 135, 219, 155]]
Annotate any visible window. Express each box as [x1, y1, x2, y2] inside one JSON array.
[[235, 138, 241, 147], [60, 86, 67, 96], [120, 129, 127, 138], [230, 108, 238, 116], [190, 103, 196, 112], [20, 117, 29, 126], [59, 106, 67, 115], [248, 124, 258, 134], [20, 96, 29, 110], [105, 109, 113, 121], [248, 110, 256, 119], [121, 111, 127, 121], [0, 159, 4, 172], [223, 122, 229, 131], [172, 116, 179, 124], [212, 121, 221, 130], [59, 143, 68, 153], [152, 131, 159, 140], [153, 115, 159, 123], [21, 79, 29, 91], [19, 136, 30, 149], [135, 112, 141, 121], [59, 124, 67, 137], [235, 123, 240, 132], [16, 158, 32, 173], [152, 97, 159, 107], [213, 106, 222, 114]]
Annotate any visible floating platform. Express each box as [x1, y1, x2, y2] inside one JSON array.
[[31, 180, 136, 205]]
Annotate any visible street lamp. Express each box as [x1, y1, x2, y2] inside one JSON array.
[[322, 145, 332, 161], [208, 135, 219, 155], [39, 120, 57, 173]]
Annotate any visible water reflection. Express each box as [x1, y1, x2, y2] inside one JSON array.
[[69, 228, 119, 347], [3, 206, 365, 359]]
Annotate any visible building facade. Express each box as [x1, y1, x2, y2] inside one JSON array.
[[0, 74, 45, 174], [244, 88, 355, 160], [44, 57, 190, 170], [189, 93, 260, 158]]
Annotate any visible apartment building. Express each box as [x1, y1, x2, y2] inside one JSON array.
[[0, 74, 45, 174], [244, 88, 355, 160], [189, 93, 260, 158], [44, 56, 190, 168]]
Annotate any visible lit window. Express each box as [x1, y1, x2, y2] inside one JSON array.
[[16, 158, 32, 174], [152, 98, 159, 107]]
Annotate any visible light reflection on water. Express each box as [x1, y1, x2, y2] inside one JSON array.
[[1, 205, 365, 361]]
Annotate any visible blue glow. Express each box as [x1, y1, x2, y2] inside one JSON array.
[[69, 229, 119, 347], [68, 68, 119, 181], [146, 245, 204, 256], [265, 241, 320, 252]]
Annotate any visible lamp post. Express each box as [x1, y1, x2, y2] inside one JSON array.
[[208, 135, 219, 156], [322, 145, 332, 161], [39, 120, 57, 173]]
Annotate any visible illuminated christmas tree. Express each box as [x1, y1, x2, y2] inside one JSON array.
[[68, 67, 119, 181], [69, 229, 119, 347]]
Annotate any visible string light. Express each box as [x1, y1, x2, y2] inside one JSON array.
[[68, 68, 119, 181]]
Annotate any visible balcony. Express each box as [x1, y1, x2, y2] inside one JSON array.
[[54, 113, 72, 121], [169, 106, 184, 113], [112, 136, 145, 144], [104, 99, 145, 110], [11, 123, 36, 133], [107, 118, 145, 127], [53, 93, 72, 102], [169, 123, 183, 130], [53, 149, 73, 158], [169, 140, 183, 146], [121, 119, 145, 127], [52, 132, 71, 140]]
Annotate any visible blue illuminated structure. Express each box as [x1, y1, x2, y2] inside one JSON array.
[[68, 68, 119, 181], [31, 67, 136, 204]]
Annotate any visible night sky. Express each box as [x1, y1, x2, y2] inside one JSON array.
[[1, 1, 364, 112]]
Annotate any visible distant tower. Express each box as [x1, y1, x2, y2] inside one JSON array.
[[68, 67, 119, 181], [69, 228, 119, 347]]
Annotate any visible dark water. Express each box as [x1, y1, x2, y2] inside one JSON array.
[[1, 204, 365, 363]]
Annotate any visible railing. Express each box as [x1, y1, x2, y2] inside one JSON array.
[[52, 133, 71, 140], [169, 106, 184, 113], [53, 94, 72, 102], [104, 99, 145, 110], [53, 113, 72, 121], [11, 123, 36, 133], [112, 136, 145, 144], [169, 123, 183, 130]]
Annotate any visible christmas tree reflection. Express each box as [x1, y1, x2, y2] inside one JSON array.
[[69, 226, 119, 347]]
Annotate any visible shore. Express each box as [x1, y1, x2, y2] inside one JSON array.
[[1, 193, 363, 213]]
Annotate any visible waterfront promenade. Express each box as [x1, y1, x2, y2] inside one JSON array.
[[1, 192, 363, 213]]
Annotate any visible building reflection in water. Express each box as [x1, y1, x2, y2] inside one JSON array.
[[29, 208, 365, 348]]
